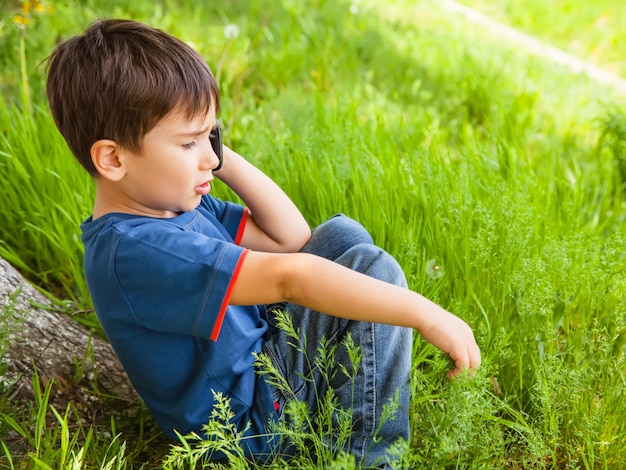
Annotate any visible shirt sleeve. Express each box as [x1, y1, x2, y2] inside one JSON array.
[[113, 226, 247, 342], [199, 196, 249, 244]]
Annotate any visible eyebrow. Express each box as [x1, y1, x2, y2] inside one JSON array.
[[175, 122, 217, 138]]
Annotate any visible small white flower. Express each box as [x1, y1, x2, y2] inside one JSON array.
[[349, 3, 359, 15], [224, 23, 240, 40]]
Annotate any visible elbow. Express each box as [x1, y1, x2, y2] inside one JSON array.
[[276, 253, 313, 304], [276, 226, 312, 253], [291, 227, 312, 252]]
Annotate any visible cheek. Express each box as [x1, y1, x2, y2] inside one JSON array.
[[167, 161, 198, 186]]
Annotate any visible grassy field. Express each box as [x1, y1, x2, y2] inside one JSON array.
[[457, 0, 626, 76], [1, 0, 625, 468]]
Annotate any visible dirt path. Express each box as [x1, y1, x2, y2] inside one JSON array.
[[441, 0, 626, 95]]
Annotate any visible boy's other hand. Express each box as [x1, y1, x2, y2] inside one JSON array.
[[416, 307, 481, 378]]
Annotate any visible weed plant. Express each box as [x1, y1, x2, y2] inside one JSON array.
[[0, 0, 625, 467], [163, 309, 399, 469]]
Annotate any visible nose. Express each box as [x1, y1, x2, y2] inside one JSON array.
[[200, 139, 221, 171]]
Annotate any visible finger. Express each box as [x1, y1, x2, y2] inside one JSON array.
[[446, 350, 470, 379], [469, 345, 482, 370]]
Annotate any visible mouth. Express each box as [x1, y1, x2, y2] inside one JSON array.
[[195, 180, 212, 196]]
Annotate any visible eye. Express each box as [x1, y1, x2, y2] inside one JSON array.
[[182, 141, 197, 150]]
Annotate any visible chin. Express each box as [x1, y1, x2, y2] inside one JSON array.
[[186, 198, 203, 212]]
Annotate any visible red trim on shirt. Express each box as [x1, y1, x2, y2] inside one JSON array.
[[234, 208, 249, 245], [210, 249, 250, 342]]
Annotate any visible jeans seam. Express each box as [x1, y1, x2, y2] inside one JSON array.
[[263, 333, 311, 402]]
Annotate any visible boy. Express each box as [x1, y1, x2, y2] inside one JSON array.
[[45, 19, 480, 467]]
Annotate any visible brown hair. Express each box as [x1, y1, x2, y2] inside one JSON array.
[[45, 19, 220, 175]]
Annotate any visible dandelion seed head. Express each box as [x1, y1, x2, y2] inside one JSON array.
[[426, 259, 444, 280], [224, 24, 240, 40]]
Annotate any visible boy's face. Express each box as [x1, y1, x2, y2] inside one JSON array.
[[116, 106, 220, 217]]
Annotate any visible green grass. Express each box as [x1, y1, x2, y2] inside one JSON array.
[[456, 0, 626, 76], [0, 0, 625, 467]]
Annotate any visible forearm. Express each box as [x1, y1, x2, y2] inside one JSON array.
[[285, 253, 434, 329], [216, 146, 310, 251], [286, 254, 481, 376], [232, 250, 481, 376]]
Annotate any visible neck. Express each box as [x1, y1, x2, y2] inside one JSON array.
[[92, 178, 178, 219]]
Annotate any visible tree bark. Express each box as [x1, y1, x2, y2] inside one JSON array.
[[0, 257, 138, 412]]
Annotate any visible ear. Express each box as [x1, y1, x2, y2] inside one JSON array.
[[91, 139, 126, 181]]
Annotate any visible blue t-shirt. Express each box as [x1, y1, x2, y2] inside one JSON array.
[[81, 195, 277, 457]]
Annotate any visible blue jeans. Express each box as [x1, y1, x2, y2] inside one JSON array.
[[262, 215, 413, 467]]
